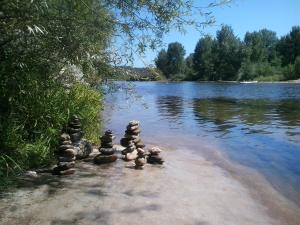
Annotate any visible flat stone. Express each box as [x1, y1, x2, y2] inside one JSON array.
[[94, 154, 117, 164], [60, 133, 70, 141], [128, 120, 139, 126], [70, 132, 83, 142], [58, 156, 76, 162], [135, 141, 145, 148], [124, 134, 139, 140], [57, 161, 75, 170], [99, 148, 115, 155], [120, 138, 131, 147], [68, 127, 82, 133], [125, 129, 141, 135], [59, 145, 74, 151], [147, 155, 164, 164], [58, 168, 76, 175], [62, 149, 76, 158], [59, 140, 72, 145], [126, 124, 139, 131]]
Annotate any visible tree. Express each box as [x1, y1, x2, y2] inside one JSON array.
[[166, 42, 186, 78], [193, 36, 215, 80], [277, 26, 300, 65], [214, 25, 242, 80], [155, 49, 168, 76]]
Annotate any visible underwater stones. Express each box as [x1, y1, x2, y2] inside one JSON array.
[[147, 147, 164, 165], [53, 133, 76, 175], [135, 148, 147, 169], [94, 130, 117, 164]]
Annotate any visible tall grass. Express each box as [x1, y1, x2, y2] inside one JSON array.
[[0, 80, 102, 187]]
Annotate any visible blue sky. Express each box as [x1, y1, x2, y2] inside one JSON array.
[[133, 0, 300, 67]]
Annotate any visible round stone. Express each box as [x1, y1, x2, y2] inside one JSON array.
[[148, 147, 162, 155], [124, 150, 138, 161], [135, 157, 146, 167], [60, 133, 70, 141], [126, 124, 139, 131]]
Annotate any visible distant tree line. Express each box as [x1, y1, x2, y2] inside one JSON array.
[[155, 25, 300, 81]]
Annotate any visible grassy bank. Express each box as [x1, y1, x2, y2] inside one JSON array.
[[0, 81, 102, 189]]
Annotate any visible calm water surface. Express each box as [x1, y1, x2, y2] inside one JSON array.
[[104, 82, 300, 205]]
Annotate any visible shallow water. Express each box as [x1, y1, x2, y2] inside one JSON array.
[[104, 81, 300, 206]]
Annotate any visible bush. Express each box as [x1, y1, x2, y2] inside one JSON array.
[[0, 80, 102, 183]]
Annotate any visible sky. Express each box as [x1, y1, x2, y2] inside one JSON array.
[[133, 0, 300, 67]]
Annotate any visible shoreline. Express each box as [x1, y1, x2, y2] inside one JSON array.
[[1, 141, 300, 225]]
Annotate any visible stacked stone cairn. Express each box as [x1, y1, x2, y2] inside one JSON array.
[[135, 148, 147, 169], [52, 133, 76, 175], [94, 130, 117, 164], [120, 120, 145, 161], [66, 115, 92, 159], [147, 147, 164, 165]]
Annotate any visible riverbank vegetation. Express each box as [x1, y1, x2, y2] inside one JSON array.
[[0, 0, 230, 187], [155, 25, 300, 81]]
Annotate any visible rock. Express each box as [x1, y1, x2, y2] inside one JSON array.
[[125, 128, 141, 135], [99, 148, 115, 155], [52, 168, 75, 175], [57, 161, 75, 170], [24, 171, 38, 178], [74, 139, 93, 159], [60, 140, 72, 145], [126, 124, 139, 131], [58, 156, 76, 162], [70, 132, 83, 142], [62, 149, 77, 158], [94, 154, 117, 164], [148, 147, 162, 155], [147, 155, 164, 164], [60, 133, 71, 141], [135, 141, 145, 148], [68, 127, 82, 133], [58, 144, 74, 151], [124, 150, 138, 161], [129, 120, 139, 126], [135, 157, 146, 169]]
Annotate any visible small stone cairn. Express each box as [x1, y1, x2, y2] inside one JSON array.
[[120, 120, 145, 161], [94, 130, 117, 164], [66, 115, 92, 159], [52, 133, 76, 175], [135, 148, 147, 169], [147, 147, 164, 165]]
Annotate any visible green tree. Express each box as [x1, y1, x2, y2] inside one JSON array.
[[193, 36, 216, 80], [166, 42, 186, 78], [214, 25, 242, 80], [277, 26, 300, 65], [155, 49, 169, 76]]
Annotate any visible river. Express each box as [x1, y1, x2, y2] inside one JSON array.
[[1, 81, 300, 225]]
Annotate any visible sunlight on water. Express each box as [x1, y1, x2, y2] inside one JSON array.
[[104, 82, 300, 205]]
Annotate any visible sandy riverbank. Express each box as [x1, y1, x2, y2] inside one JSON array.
[[1, 143, 299, 225]]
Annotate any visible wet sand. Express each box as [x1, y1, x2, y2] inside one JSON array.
[[1, 141, 300, 225]]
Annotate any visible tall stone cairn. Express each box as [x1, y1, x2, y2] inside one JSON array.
[[120, 120, 145, 161], [94, 130, 117, 164], [52, 133, 76, 175]]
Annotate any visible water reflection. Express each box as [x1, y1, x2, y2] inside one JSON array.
[[156, 96, 184, 124], [191, 97, 300, 139]]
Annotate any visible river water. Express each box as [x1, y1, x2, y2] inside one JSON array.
[[104, 81, 300, 206]]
